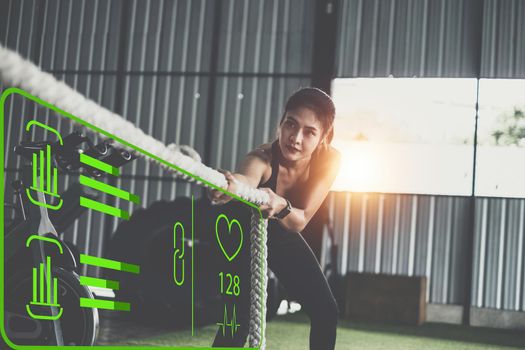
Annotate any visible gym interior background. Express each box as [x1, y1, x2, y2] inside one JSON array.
[[1, 0, 525, 348]]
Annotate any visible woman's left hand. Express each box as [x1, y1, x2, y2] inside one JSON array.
[[258, 187, 288, 219]]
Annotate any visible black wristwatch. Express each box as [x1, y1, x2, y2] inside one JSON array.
[[274, 199, 292, 219]]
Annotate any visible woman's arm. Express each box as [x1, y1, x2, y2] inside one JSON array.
[[207, 147, 270, 204]]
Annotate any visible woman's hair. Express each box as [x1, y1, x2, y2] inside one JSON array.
[[279, 87, 336, 146]]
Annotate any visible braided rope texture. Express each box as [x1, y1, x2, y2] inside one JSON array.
[[0, 44, 270, 347], [249, 210, 268, 350]]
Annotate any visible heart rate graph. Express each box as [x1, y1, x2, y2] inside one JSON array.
[[216, 304, 241, 338]]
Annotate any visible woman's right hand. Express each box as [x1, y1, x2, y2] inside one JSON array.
[[207, 170, 237, 205]]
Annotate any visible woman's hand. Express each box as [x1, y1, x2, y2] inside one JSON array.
[[207, 170, 237, 205], [258, 187, 288, 219]]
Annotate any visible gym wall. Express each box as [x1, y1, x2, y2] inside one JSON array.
[[332, 0, 525, 324]]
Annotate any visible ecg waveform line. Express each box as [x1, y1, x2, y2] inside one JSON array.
[[216, 304, 241, 338]]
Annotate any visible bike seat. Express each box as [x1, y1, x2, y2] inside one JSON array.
[[13, 141, 51, 160]]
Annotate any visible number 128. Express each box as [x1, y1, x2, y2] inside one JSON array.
[[218, 272, 240, 296]]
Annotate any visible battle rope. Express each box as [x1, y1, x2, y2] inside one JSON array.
[[0, 44, 268, 348]]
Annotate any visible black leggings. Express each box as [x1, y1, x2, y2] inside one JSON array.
[[212, 220, 338, 349]]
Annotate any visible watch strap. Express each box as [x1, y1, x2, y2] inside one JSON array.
[[275, 199, 292, 219]]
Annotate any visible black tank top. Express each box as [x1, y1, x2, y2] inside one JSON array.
[[258, 140, 321, 193], [258, 141, 280, 192]]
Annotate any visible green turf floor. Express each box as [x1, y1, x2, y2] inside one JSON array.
[[108, 312, 525, 349]]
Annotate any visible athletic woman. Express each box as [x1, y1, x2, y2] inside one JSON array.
[[209, 87, 341, 349]]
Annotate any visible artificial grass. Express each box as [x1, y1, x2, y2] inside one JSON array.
[[106, 312, 525, 349]]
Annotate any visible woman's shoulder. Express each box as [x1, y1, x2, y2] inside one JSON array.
[[247, 142, 273, 164], [317, 145, 341, 163], [311, 145, 341, 177], [243, 143, 273, 186]]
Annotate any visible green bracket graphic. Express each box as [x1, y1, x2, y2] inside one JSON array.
[[26, 235, 63, 254]]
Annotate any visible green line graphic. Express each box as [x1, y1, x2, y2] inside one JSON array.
[[80, 153, 120, 176], [79, 196, 130, 220], [53, 167, 58, 193], [79, 276, 120, 290], [79, 298, 130, 311], [79, 175, 140, 204], [39, 149, 44, 190], [54, 277, 58, 304], [46, 256, 51, 303], [46, 144, 51, 192], [39, 262, 44, 302], [32, 267, 37, 301], [80, 254, 140, 274], [32, 152, 37, 187]]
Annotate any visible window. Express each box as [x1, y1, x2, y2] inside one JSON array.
[[331, 78, 477, 195], [476, 79, 525, 198]]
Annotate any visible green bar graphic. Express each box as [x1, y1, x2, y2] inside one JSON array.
[[80, 298, 130, 311], [32, 267, 37, 302], [32, 153, 37, 187], [192, 195, 195, 336], [79, 276, 120, 290], [80, 254, 140, 274], [53, 167, 58, 193], [80, 153, 120, 176], [39, 263, 44, 303], [53, 278, 58, 304], [39, 150, 44, 190], [46, 144, 51, 192], [79, 196, 130, 220], [79, 175, 140, 204], [46, 256, 51, 304]]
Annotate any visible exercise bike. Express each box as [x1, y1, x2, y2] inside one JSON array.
[[4, 130, 133, 346]]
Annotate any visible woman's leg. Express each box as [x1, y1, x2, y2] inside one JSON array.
[[267, 221, 338, 350]]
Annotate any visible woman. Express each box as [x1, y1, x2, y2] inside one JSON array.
[[209, 87, 341, 349]]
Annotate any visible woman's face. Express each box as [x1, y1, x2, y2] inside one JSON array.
[[278, 107, 323, 162]]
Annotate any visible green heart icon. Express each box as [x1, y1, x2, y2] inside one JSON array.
[[215, 213, 243, 262]]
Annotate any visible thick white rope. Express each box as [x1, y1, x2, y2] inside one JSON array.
[[249, 210, 268, 349], [0, 44, 268, 349]]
